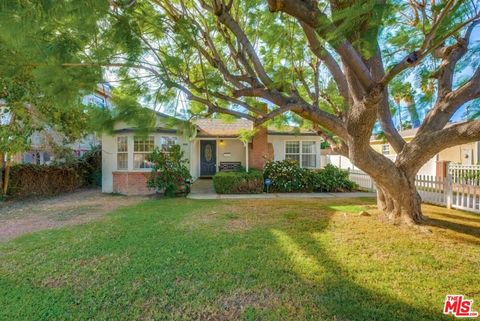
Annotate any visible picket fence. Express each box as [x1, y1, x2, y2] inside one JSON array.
[[448, 164, 480, 185], [348, 169, 480, 214]]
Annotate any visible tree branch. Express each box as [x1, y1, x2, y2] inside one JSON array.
[[398, 120, 480, 175], [300, 22, 350, 104], [382, 16, 480, 85], [201, 1, 273, 87], [267, 0, 375, 91]]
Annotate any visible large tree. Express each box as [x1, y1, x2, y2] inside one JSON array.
[[2, 0, 480, 225]]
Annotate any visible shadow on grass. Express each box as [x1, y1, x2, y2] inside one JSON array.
[[271, 214, 449, 321], [424, 216, 480, 247], [428, 211, 480, 225]]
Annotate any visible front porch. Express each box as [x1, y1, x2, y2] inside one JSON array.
[[190, 138, 249, 179]]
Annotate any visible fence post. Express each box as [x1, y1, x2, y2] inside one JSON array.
[[446, 173, 453, 209]]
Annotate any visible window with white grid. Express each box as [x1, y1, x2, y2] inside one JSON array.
[[160, 136, 178, 151], [117, 136, 128, 170], [285, 141, 300, 164], [285, 141, 317, 168], [133, 136, 155, 169], [301, 141, 317, 168]]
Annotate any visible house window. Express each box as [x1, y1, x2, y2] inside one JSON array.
[[301, 141, 317, 168], [382, 144, 390, 155], [285, 141, 317, 168], [117, 136, 128, 170], [160, 136, 178, 151], [133, 136, 155, 169], [285, 141, 300, 163]]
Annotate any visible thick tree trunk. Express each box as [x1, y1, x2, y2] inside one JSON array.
[[374, 174, 423, 225]]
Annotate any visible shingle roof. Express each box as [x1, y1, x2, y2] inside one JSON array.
[[194, 118, 319, 137], [195, 119, 253, 137]]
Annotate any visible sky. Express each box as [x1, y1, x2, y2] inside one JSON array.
[[450, 26, 480, 122]]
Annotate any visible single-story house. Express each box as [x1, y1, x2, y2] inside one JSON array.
[[101, 112, 324, 195]]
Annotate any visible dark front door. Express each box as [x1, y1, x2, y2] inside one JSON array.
[[200, 140, 217, 176]]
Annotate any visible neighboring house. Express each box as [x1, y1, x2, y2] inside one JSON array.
[[328, 121, 480, 176], [370, 125, 480, 166], [17, 84, 112, 165], [101, 113, 323, 195]]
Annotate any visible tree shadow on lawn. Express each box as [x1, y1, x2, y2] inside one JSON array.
[[422, 207, 480, 246], [270, 227, 449, 321], [429, 212, 480, 225]]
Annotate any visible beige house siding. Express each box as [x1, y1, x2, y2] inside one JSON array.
[[438, 142, 479, 165], [217, 139, 246, 166]]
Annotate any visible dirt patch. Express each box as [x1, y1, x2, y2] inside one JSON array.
[[0, 189, 146, 242]]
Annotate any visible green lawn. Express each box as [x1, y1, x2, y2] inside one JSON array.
[[0, 197, 479, 321]]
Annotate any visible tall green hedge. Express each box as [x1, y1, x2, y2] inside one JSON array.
[[213, 170, 263, 194]]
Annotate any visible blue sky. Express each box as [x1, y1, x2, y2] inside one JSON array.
[[450, 26, 479, 122]]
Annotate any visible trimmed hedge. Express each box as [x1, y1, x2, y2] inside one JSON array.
[[6, 146, 101, 198], [213, 170, 263, 194], [8, 164, 85, 198]]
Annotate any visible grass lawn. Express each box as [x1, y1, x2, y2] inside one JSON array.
[[0, 197, 479, 321]]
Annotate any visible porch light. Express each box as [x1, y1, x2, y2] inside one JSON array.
[[219, 139, 224, 145]]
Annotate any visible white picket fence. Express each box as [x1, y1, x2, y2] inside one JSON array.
[[348, 170, 376, 192], [449, 164, 480, 186], [348, 169, 480, 214]]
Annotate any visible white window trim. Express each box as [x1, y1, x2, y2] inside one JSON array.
[[284, 140, 318, 168], [133, 135, 155, 171], [117, 136, 129, 171]]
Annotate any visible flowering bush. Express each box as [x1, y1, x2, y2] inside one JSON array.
[[147, 145, 191, 197], [263, 159, 314, 192]]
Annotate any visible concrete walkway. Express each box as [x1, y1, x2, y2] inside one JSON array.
[[189, 179, 375, 200]]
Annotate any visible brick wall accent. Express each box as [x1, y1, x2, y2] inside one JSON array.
[[112, 172, 154, 195], [248, 126, 273, 169]]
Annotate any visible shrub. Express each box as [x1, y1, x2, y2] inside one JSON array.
[[6, 146, 102, 198], [213, 169, 263, 194], [263, 160, 314, 192], [312, 164, 357, 192], [147, 145, 192, 197], [8, 164, 85, 198], [79, 146, 102, 187]]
